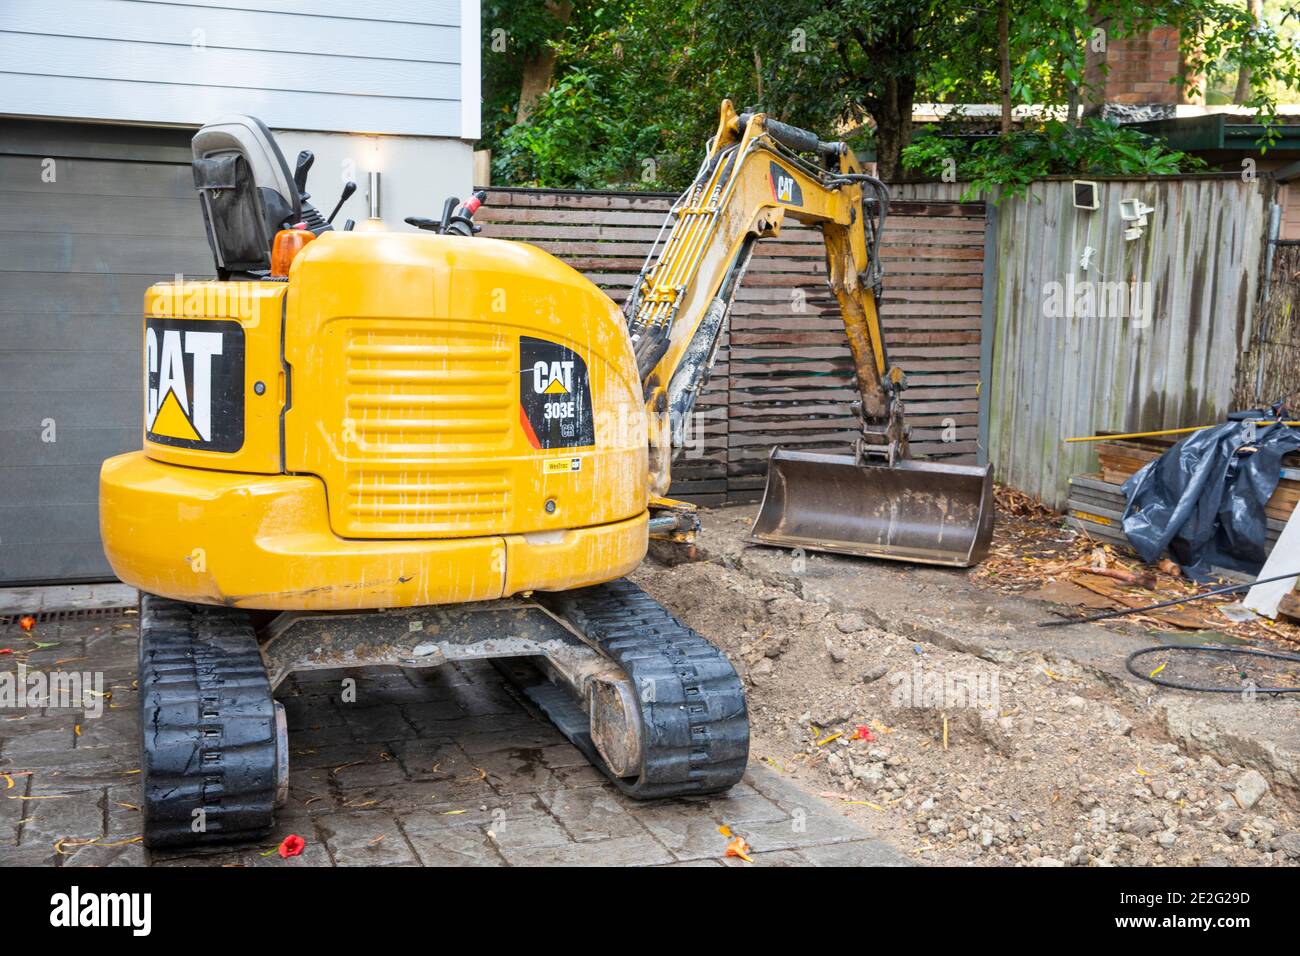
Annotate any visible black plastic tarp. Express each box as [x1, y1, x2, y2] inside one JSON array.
[[1121, 421, 1300, 581]]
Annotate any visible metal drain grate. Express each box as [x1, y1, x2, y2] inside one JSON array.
[[0, 606, 134, 627]]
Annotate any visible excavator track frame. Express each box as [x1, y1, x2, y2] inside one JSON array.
[[138, 594, 286, 849], [136, 581, 747, 849], [520, 579, 748, 797]]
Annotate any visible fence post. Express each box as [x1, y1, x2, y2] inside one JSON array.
[[978, 200, 998, 470]]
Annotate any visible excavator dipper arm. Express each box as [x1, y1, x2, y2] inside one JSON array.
[[629, 100, 902, 495], [634, 100, 994, 567]]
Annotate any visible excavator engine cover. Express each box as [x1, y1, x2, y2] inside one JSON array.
[[749, 450, 995, 567]]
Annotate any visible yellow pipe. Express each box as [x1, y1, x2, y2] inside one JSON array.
[[1066, 422, 1300, 444]]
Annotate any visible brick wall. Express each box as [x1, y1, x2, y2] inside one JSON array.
[[1085, 24, 1190, 110]]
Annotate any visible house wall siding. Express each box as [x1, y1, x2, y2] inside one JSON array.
[[0, 0, 476, 138]]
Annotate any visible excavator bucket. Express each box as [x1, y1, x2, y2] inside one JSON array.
[[749, 449, 995, 567]]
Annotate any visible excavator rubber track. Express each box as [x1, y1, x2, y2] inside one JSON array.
[[138, 594, 283, 849], [526, 579, 749, 798]]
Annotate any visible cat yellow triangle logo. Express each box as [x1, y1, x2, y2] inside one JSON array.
[[542, 377, 569, 395], [151, 389, 201, 441]]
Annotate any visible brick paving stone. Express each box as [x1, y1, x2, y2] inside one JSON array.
[[400, 797, 525, 829], [475, 746, 564, 795], [798, 840, 912, 867], [0, 845, 62, 866], [334, 780, 454, 811], [105, 785, 144, 839], [387, 736, 474, 775], [61, 842, 148, 867], [317, 810, 420, 866], [400, 699, 470, 730], [538, 787, 649, 843], [390, 741, 499, 803], [289, 741, 402, 772], [73, 712, 135, 750], [456, 720, 569, 755], [658, 859, 725, 867], [0, 607, 909, 867], [497, 833, 675, 867], [18, 787, 105, 849], [283, 765, 336, 814], [682, 782, 790, 825], [625, 804, 726, 861], [719, 814, 866, 855], [444, 685, 524, 719], [152, 837, 334, 868], [7, 745, 138, 782], [723, 849, 807, 867], [482, 804, 572, 851], [340, 703, 419, 742], [332, 757, 408, 790], [281, 694, 347, 728], [0, 773, 29, 844], [287, 721, 358, 750], [399, 813, 506, 866], [1, 720, 76, 756], [536, 741, 590, 769], [550, 763, 608, 789]]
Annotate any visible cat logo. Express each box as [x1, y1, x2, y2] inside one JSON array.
[[532, 360, 575, 395], [519, 336, 594, 450], [768, 161, 803, 206], [144, 318, 244, 452]]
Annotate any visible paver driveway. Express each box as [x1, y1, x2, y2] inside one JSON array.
[[0, 609, 907, 867]]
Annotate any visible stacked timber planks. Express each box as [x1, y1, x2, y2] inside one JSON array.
[[477, 188, 986, 505], [1067, 432, 1300, 552]]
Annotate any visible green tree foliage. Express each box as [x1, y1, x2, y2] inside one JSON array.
[[482, 0, 752, 189], [904, 119, 1206, 200], [481, 1, 574, 149], [719, 0, 998, 178], [482, 0, 1300, 190]]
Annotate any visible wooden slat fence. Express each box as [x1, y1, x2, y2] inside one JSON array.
[[478, 187, 986, 505]]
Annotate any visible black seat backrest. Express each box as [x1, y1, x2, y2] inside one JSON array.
[[192, 115, 301, 278]]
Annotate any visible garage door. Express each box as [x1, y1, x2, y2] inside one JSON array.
[[0, 120, 213, 584]]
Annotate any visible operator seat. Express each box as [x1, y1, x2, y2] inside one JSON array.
[[191, 115, 302, 278]]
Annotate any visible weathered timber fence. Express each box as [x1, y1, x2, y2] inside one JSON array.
[[478, 187, 988, 506], [893, 176, 1270, 510]]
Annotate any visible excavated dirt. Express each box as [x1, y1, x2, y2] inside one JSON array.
[[629, 518, 1300, 867]]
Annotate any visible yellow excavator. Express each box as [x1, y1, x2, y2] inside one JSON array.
[[100, 102, 993, 847]]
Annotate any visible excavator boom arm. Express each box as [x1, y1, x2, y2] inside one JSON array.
[[630, 101, 900, 494]]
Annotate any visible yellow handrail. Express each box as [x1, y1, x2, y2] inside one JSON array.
[[1065, 422, 1300, 444]]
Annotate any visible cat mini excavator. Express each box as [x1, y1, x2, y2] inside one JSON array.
[[100, 103, 993, 848]]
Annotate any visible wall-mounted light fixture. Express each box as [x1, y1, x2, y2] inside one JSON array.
[[1119, 197, 1156, 242], [367, 170, 381, 220]]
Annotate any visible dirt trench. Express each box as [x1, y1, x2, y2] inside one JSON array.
[[629, 554, 1300, 867]]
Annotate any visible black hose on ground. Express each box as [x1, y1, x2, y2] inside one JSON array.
[[1125, 644, 1300, 695]]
